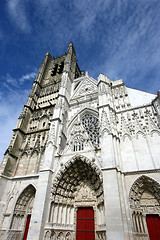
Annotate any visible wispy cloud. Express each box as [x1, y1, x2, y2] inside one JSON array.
[[89, 0, 160, 93], [0, 88, 30, 162], [0, 68, 37, 161], [1, 0, 160, 162], [7, 0, 31, 33], [2, 70, 37, 90], [19, 72, 37, 84]]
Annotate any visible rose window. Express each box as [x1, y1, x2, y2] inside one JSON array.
[[81, 114, 99, 145]]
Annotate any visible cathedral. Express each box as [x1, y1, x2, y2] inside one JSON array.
[[0, 42, 160, 240]]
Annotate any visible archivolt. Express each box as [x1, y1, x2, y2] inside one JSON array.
[[129, 175, 160, 209], [14, 184, 36, 211], [51, 155, 103, 203]]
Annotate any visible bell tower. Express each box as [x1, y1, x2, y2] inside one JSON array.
[[0, 42, 82, 240]]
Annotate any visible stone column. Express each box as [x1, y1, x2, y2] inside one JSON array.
[[102, 168, 125, 240], [27, 170, 53, 240]]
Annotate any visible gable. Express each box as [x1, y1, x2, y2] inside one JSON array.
[[71, 76, 97, 100]]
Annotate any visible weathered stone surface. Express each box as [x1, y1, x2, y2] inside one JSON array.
[[0, 43, 160, 240]]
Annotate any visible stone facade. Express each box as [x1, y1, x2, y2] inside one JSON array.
[[0, 42, 160, 240]]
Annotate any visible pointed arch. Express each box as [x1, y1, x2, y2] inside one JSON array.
[[57, 232, 63, 239], [129, 175, 160, 209], [129, 175, 160, 238], [49, 155, 105, 238], [52, 155, 103, 201], [101, 128, 111, 137], [68, 109, 99, 148], [150, 129, 160, 137], [136, 131, 146, 139], [13, 184, 36, 214], [44, 230, 51, 240], [66, 231, 71, 239], [122, 133, 131, 142], [8, 184, 36, 239], [30, 149, 39, 157], [67, 107, 99, 132]]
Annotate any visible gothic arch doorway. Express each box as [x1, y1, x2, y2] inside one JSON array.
[[45, 155, 106, 240], [7, 185, 36, 240], [129, 175, 160, 239]]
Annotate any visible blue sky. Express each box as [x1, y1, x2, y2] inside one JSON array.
[[0, 0, 160, 162]]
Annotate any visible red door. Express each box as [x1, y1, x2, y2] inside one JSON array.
[[76, 207, 95, 240], [146, 214, 160, 240], [23, 214, 31, 240]]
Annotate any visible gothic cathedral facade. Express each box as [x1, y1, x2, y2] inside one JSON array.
[[0, 43, 160, 240]]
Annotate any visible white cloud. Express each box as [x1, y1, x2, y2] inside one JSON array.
[[2, 70, 37, 89], [19, 72, 37, 84], [7, 0, 31, 33], [94, 1, 160, 91], [0, 70, 37, 162], [0, 89, 30, 163]]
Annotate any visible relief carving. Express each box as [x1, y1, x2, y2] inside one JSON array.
[[129, 175, 160, 237]]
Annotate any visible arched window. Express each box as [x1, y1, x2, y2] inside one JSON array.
[[73, 135, 84, 151], [81, 114, 99, 145]]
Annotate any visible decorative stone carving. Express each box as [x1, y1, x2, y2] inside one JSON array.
[[129, 175, 160, 209], [75, 183, 96, 202], [100, 109, 111, 134], [71, 78, 97, 100], [129, 175, 160, 237], [73, 135, 84, 151], [51, 155, 103, 203], [47, 122, 55, 147], [81, 114, 99, 146], [66, 116, 93, 153], [48, 156, 105, 239], [7, 185, 36, 239], [118, 106, 160, 140]]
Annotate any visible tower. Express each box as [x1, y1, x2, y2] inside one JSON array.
[[0, 43, 160, 240]]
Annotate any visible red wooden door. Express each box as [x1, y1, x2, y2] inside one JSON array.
[[23, 214, 31, 240], [76, 207, 95, 240], [146, 214, 160, 240]]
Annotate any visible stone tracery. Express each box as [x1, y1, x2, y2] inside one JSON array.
[[45, 155, 105, 239], [129, 175, 160, 239], [51, 156, 103, 202], [73, 135, 84, 151], [7, 185, 36, 240], [81, 114, 100, 146]]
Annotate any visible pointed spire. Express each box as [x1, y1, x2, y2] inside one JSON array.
[[34, 51, 52, 84], [45, 51, 52, 58], [67, 41, 76, 55]]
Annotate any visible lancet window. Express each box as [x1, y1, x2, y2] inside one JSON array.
[[81, 114, 99, 145], [73, 135, 84, 151]]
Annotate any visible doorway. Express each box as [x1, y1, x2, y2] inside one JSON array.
[[76, 207, 95, 240], [146, 214, 160, 240]]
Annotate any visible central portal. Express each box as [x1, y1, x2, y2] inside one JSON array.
[[76, 207, 95, 240]]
